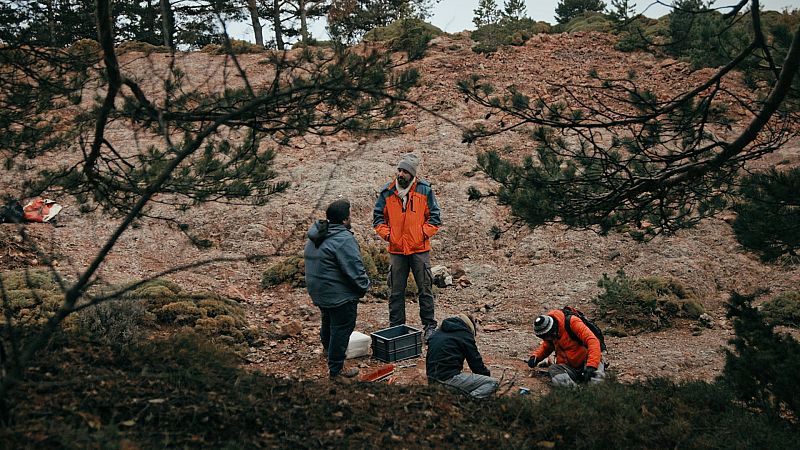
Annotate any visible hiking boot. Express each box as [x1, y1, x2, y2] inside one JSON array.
[[340, 367, 359, 378], [329, 367, 359, 383], [423, 325, 437, 344]]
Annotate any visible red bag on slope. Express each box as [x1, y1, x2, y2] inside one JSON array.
[[23, 198, 63, 223]]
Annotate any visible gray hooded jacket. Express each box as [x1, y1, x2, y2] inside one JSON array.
[[303, 220, 370, 308]]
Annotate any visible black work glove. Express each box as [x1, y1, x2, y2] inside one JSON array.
[[583, 366, 597, 383], [526, 357, 538, 368]]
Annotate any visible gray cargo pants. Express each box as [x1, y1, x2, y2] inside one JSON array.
[[388, 251, 435, 328]]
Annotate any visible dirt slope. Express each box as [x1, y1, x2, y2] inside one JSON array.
[[3, 32, 799, 395]]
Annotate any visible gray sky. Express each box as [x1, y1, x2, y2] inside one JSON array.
[[228, 0, 800, 42]]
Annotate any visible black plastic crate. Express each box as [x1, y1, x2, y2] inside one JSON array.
[[371, 325, 422, 362]]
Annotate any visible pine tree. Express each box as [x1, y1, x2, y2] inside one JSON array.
[[555, 0, 606, 24], [0, 0, 418, 417], [473, 0, 500, 28], [503, 0, 527, 20], [723, 292, 800, 418], [607, 0, 635, 22], [732, 168, 800, 264], [459, 2, 800, 237]]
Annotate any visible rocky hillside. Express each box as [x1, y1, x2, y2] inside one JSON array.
[[3, 31, 799, 394]]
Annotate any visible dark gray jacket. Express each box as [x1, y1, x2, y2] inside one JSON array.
[[426, 317, 491, 382], [303, 220, 370, 308]]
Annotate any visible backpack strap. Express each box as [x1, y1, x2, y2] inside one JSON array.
[[562, 312, 585, 348]]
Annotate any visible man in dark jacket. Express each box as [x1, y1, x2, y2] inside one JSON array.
[[304, 199, 370, 380], [426, 314, 499, 398]]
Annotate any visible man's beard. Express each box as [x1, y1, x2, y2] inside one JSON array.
[[397, 176, 411, 189]]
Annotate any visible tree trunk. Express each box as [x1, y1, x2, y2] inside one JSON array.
[[159, 0, 174, 50], [46, 0, 56, 47], [247, 0, 264, 47], [299, 0, 309, 42], [273, 0, 284, 50]]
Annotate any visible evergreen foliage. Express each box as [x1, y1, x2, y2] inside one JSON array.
[[555, 0, 607, 25], [473, 0, 501, 28], [760, 291, 800, 328], [732, 168, 800, 264], [0, 0, 418, 416], [460, 3, 799, 237], [471, 18, 551, 54], [502, 0, 527, 20], [667, 0, 750, 69], [722, 292, 800, 419], [593, 270, 704, 334], [327, 0, 437, 44], [364, 18, 442, 60], [607, 0, 636, 23]]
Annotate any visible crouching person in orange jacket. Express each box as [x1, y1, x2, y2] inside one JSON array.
[[527, 309, 605, 387]]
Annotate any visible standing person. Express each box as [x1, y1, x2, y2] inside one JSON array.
[[527, 309, 605, 387], [304, 199, 370, 381], [426, 313, 499, 399], [373, 153, 442, 342]]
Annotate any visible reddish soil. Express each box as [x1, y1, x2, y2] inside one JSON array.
[[3, 32, 799, 397]]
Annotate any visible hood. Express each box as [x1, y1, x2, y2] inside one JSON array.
[[307, 220, 349, 247], [439, 316, 472, 334]]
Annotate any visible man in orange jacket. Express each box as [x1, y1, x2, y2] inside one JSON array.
[[527, 309, 605, 387], [373, 153, 441, 342]]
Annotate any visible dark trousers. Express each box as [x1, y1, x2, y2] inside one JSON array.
[[319, 300, 358, 377], [388, 251, 435, 328]]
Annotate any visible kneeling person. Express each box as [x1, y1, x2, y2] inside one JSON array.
[[527, 309, 605, 387], [426, 314, 499, 398]]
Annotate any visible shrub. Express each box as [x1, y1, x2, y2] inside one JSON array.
[[359, 239, 390, 282], [68, 300, 153, 352], [471, 18, 551, 54], [562, 11, 614, 33], [760, 291, 800, 328], [156, 300, 203, 325], [116, 40, 170, 55], [365, 18, 444, 61], [594, 270, 704, 333], [68, 39, 102, 61], [201, 39, 265, 55], [261, 255, 305, 288], [666, 0, 750, 69], [0, 269, 65, 328], [732, 168, 800, 265], [722, 292, 800, 419]]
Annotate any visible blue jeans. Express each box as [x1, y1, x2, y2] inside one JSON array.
[[319, 300, 358, 377], [388, 251, 435, 328]]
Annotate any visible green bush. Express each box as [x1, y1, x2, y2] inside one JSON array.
[[116, 40, 170, 55], [365, 17, 442, 41], [68, 39, 102, 61], [68, 300, 153, 353], [261, 255, 305, 288], [722, 292, 800, 419], [666, 0, 750, 69], [594, 270, 704, 333], [760, 291, 800, 328], [732, 168, 800, 265], [201, 39, 266, 55], [471, 18, 551, 54], [0, 269, 65, 328], [614, 17, 661, 52], [562, 11, 614, 33]]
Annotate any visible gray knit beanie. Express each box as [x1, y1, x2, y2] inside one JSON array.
[[397, 153, 420, 177]]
